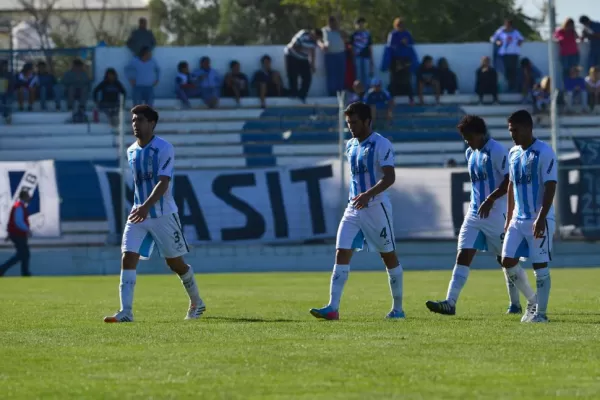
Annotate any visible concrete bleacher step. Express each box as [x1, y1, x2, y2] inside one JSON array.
[[0, 221, 110, 248], [0, 135, 115, 149]]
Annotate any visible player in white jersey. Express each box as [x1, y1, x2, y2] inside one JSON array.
[[309, 102, 405, 320], [501, 110, 557, 323], [103, 105, 206, 323], [425, 115, 535, 316]]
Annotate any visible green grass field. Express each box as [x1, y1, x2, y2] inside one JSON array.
[[1, 269, 600, 399]]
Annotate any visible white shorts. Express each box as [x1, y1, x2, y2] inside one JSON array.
[[336, 201, 395, 253], [122, 212, 189, 260], [502, 218, 555, 264], [457, 212, 506, 255]]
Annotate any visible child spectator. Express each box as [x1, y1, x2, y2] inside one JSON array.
[[585, 66, 600, 113], [347, 80, 365, 104], [174, 61, 196, 109], [350, 17, 374, 88], [15, 63, 36, 111], [251, 55, 284, 109], [437, 58, 458, 95], [475, 56, 498, 104], [125, 47, 160, 107], [192, 56, 220, 109], [564, 66, 589, 113], [35, 61, 60, 111], [364, 77, 394, 130], [62, 59, 90, 111], [0, 60, 13, 123], [222, 60, 249, 106], [532, 76, 551, 114], [93, 68, 126, 126], [417, 55, 440, 105]]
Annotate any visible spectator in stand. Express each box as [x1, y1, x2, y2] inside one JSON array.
[[0, 60, 13, 124], [445, 158, 458, 168], [125, 47, 159, 107], [564, 66, 589, 113], [475, 56, 498, 104], [284, 28, 322, 102], [437, 58, 457, 95], [350, 17, 374, 88], [416, 55, 440, 105], [35, 61, 60, 111], [174, 61, 195, 109], [517, 58, 542, 103], [126, 17, 156, 56], [347, 80, 365, 104], [585, 66, 600, 113], [554, 18, 580, 82], [252, 55, 284, 109], [15, 63, 36, 111], [192, 56, 220, 109], [491, 19, 524, 93], [580, 16, 600, 70], [364, 77, 394, 130], [532, 76, 551, 114], [320, 16, 346, 96], [93, 68, 126, 126], [0, 190, 31, 277], [387, 17, 415, 104], [62, 59, 90, 111], [223, 60, 249, 106]]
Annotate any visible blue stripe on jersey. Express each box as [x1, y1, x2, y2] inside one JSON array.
[[367, 141, 376, 187], [520, 153, 530, 219], [477, 152, 485, 207], [152, 151, 162, 214], [531, 151, 539, 215], [356, 144, 367, 194], [511, 152, 521, 214], [485, 150, 495, 198], [468, 151, 477, 211], [134, 149, 142, 206], [349, 144, 358, 199], [145, 147, 157, 218]]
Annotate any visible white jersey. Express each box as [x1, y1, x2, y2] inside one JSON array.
[[127, 135, 178, 218], [346, 132, 395, 205], [508, 139, 557, 221], [466, 138, 509, 218]]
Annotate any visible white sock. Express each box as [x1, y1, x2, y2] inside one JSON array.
[[119, 269, 136, 312], [503, 267, 521, 305], [327, 264, 349, 310], [387, 264, 403, 312], [506, 265, 536, 303], [534, 268, 551, 315], [179, 265, 202, 305], [446, 264, 470, 306]]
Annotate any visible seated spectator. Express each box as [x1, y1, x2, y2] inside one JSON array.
[[585, 66, 600, 113], [93, 68, 126, 126], [437, 58, 457, 95], [222, 60, 249, 106], [0, 60, 13, 123], [252, 55, 284, 108], [416, 55, 440, 105], [62, 59, 90, 111], [174, 61, 196, 109], [15, 63, 36, 111], [125, 47, 159, 107], [532, 76, 551, 114], [364, 77, 394, 130], [445, 158, 458, 168], [192, 56, 220, 109], [475, 56, 498, 104], [564, 66, 589, 113], [35, 61, 60, 111], [517, 58, 541, 103], [347, 80, 365, 104]]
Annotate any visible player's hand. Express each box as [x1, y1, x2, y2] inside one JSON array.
[[128, 205, 149, 224], [352, 193, 371, 210], [477, 198, 494, 219], [533, 217, 545, 239]]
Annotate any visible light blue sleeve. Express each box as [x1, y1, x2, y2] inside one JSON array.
[[14, 207, 29, 232]]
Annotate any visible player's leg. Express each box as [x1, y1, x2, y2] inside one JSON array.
[[527, 219, 555, 323], [496, 255, 522, 314], [165, 256, 206, 320], [309, 208, 360, 320]]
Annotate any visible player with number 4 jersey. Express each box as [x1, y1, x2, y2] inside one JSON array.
[[426, 115, 535, 317], [309, 102, 405, 321], [103, 105, 206, 323]]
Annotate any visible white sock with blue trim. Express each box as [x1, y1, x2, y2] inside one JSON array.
[[387, 264, 403, 312], [119, 269, 136, 312], [446, 264, 470, 306], [506, 265, 536, 303], [179, 265, 202, 305], [327, 264, 349, 310], [534, 267, 551, 315]]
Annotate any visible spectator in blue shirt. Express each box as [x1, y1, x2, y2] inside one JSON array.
[[174, 61, 195, 109], [364, 77, 394, 130], [580, 16, 600, 70], [563, 66, 589, 113], [192, 56, 220, 109], [350, 17, 374, 88], [387, 17, 415, 103], [532, 76, 551, 114], [0, 60, 14, 123], [125, 47, 160, 107], [35, 61, 61, 111]]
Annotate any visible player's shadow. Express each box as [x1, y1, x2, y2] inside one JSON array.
[[204, 316, 297, 323]]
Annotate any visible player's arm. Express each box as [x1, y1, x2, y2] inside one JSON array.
[[364, 166, 395, 199], [353, 143, 395, 209], [505, 180, 514, 225], [534, 149, 558, 237], [478, 148, 509, 218]]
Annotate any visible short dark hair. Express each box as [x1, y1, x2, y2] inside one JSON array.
[[200, 56, 210, 64], [313, 28, 323, 38], [457, 115, 487, 136], [139, 47, 151, 58], [131, 105, 159, 127], [355, 17, 366, 24], [230, 60, 239, 69], [261, 54, 271, 64], [177, 61, 188, 72], [580, 16, 590, 24], [344, 101, 372, 122], [507, 109, 533, 129]]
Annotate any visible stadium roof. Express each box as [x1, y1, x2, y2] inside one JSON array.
[[0, 0, 148, 11]]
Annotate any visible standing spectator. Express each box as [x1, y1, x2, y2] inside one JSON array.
[[364, 77, 394, 130], [320, 16, 346, 96], [386, 17, 416, 103], [252, 55, 284, 109], [554, 18, 580, 82], [93, 68, 126, 126], [347, 80, 365, 104], [475, 56, 498, 104], [350, 17, 374, 89], [15, 63, 36, 111], [0, 60, 13, 124], [491, 19, 524, 93], [284, 29, 322, 102], [174, 61, 196, 109], [35, 61, 60, 111], [517, 58, 542, 103], [62, 59, 90, 111], [0, 190, 31, 277], [126, 18, 156, 56], [563, 66, 589, 113], [580, 16, 600, 70], [125, 47, 160, 107], [192, 56, 220, 109], [416, 55, 440, 105], [223, 60, 249, 106], [585, 66, 600, 112], [437, 58, 458, 95]]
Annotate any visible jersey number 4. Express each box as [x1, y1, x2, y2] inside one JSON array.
[[380, 227, 387, 239]]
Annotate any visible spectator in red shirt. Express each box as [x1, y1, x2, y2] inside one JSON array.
[[554, 18, 580, 82], [0, 190, 32, 277]]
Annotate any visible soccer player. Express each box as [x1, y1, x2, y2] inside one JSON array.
[[502, 109, 557, 323], [309, 101, 404, 320], [425, 115, 535, 316], [103, 105, 205, 323]]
